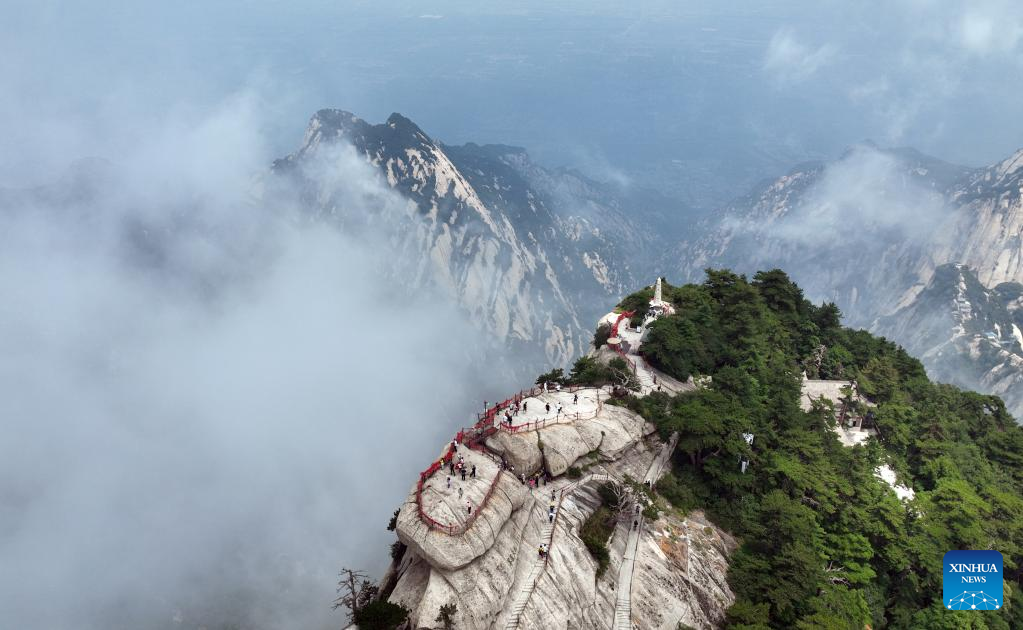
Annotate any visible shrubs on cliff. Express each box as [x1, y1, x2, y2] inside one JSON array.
[[619, 269, 1023, 629], [568, 355, 639, 390], [352, 601, 409, 630], [580, 506, 613, 577]]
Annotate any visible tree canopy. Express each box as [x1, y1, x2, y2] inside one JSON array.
[[619, 269, 1023, 629]]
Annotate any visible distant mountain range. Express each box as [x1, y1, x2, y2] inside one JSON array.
[[271, 110, 681, 374], [677, 143, 1023, 418], [11, 109, 1015, 418]]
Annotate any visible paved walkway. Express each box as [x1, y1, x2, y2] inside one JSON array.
[[503, 514, 556, 630], [617, 321, 692, 396], [494, 387, 604, 432], [418, 446, 501, 530], [504, 472, 613, 630], [612, 433, 679, 629]]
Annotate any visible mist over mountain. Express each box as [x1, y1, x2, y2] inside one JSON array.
[[676, 143, 1023, 418], [271, 109, 681, 375], [0, 102, 506, 630], [4, 1, 1023, 628]]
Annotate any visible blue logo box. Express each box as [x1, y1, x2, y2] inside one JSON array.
[[943, 550, 1003, 610]]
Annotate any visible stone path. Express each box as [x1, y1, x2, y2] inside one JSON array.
[[617, 321, 692, 396], [417, 446, 501, 532], [612, 433, 679, 629], [503, 511, 557, 629], [614, 521, 641, 629], [504, 472, 613, 630], [495, 387, 604, 433]]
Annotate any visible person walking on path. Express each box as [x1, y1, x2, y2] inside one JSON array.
[[545, 402, 551, 414], [458, 487, 463, 499], [523, 400, 528, 412], [447, 476, 451, 489], [573, 393, 578, 404], [556, 402, 563, 417], [520, 473, 526, 485], [461, 468, 467, 481], [470, 464, 477, 478], [556, 382, 562, 392], [467, 501, 473, 515]]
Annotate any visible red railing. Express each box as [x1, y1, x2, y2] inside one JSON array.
[[415, 436, 505, 535], [610, 311, 638, 373], [413, 377, 613, 533], [497, 389, 604, 434]]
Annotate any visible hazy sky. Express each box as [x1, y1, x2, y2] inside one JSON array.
[[1, 2, 1021, 628], [2, 1, 1022, 204]]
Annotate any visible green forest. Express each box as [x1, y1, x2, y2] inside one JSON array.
[[612, 270, 1023, 629]]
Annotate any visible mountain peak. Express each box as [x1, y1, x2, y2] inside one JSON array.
[[994, 147, 1023, 179]]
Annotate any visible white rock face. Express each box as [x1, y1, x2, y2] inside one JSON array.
[[875, 464, 916, 502], [386, 401, 734, 629], [273, 110, 659, 374], [395, 468, 531, 572], [632, 511, 738, 629]]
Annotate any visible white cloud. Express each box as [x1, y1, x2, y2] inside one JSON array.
[[724, 145, 951, 247], [0, 93, 491, 630], [957, 7, 1023, 55], [763, 28, 837, 84]]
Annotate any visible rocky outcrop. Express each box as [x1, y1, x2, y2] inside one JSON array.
[[395, 466, 531, 572], [385, 390, 734, 630], [632, 511, 737, 629], [875, 263, 1023, 419], [484, 400, 654, 478]]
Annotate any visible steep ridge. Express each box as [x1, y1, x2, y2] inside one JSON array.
[[272, 110, 664, 372], [379, 304, 735, 630], [875, 263, 1023, 418]]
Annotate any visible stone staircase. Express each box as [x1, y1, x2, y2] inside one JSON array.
[[612, 433, 678, 630], [503, 518, 556, 629], [613, 516, 641, 630]]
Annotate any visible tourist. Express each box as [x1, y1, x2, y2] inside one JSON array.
[[556, 403, 563, 417], [520, 473, 526, 485], [467, 501, 473, 515], [556, 382, 562, 392], [471, 464, 477, 478], [458, 487, 463, 499], [545, 402, 550, 413], [523, 401, 528, 412], [573, 393, 578, 404], [461, 468, 467, 481], [447, 476, 451, 489], [633, 519, 638, 530]]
